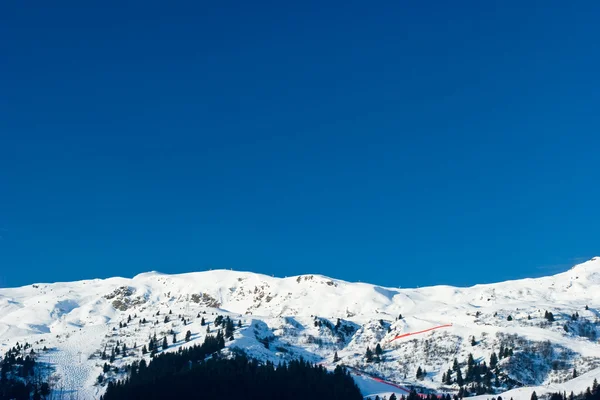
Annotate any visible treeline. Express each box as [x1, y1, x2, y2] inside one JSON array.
[[544, 378, 600, 400], [0, 342, 50, 400], [368, 392, 454, 400], [102, 354, 362, 400]]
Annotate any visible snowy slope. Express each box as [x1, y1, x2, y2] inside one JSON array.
[[1, 257, 600, 399]]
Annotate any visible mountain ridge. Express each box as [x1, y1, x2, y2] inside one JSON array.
[[1, 257, 600, 399]]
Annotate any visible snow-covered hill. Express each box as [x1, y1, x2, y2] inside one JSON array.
[[2, 257, 600, 399]]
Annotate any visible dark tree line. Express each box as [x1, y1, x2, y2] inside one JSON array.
[[0, 343, 50, 400], [102, 353, 362, 400], [545, 378, 600, 400], [369, 392, 455, 400]]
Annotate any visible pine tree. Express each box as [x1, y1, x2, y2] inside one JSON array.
[[390, 394, 397, 400], [201, 317, 206, 326], [225, 318, 235, 339], [172, 333, 177, 344], [507, 315, 513, 321], [490, 352, 498, 369], [333, 351, 340, 363], [456, 367, 464, 386], [365, 347, 374, 363], [375, 343, 383, 356], [573, 368, 578, 378], [531, 391, 538, 400], [416, 366, 423, 380], [238, 320, 242, 328], [185, 330, 191, 342], [162, 336, 168, 350], [471, 336, 476, 346], [142, 345, 147, 354], [446, 368, 453, 385]]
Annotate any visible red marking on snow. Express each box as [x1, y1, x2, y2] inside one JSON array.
[[389, 324, 452, 343], [347, 367, 412, 393], [346, 366, 445, 398]]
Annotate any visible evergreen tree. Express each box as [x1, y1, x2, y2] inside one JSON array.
[[172, 333, 177, 344], [531, 391, 538, 400], [185, 330, 192, 342], [333, 351, 340, 363], [507, 315, 513, 321], [162, 337, 168, 350], [365, 347, 374, 363], [490, 352, 498, 369], [456, 368, 464, 386], [375, 343, 383, 356], [225, 318, 235, 339], [471, 336, 476, 346], [201, 317, 206, 326], [446, 368, 453, 385], [416, 366, 423, 379]]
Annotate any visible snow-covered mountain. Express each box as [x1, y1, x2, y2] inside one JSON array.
[[2, 257, 600, 399]]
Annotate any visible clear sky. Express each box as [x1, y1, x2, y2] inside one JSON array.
[[1, 1, 599, 289]]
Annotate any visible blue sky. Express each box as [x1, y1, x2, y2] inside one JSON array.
[[1, 1, 599, 288]]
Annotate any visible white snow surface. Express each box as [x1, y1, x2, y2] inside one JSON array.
[[1, 257, 600, 399]]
